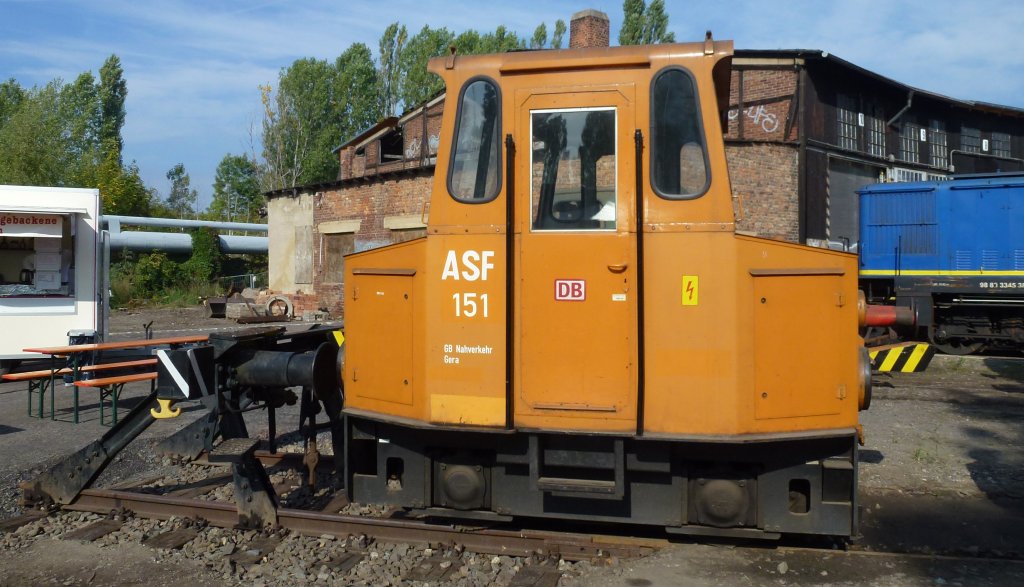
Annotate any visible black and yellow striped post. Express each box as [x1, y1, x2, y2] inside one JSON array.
[[868, 343, 935, 373]]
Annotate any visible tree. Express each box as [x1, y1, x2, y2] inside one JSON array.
[[335, 43, 381, 138], [165, 163, 198, 219], [260, 42, 384, 190], [378, 23, 408, 116], [551, 20, 567, 49], [643, 0, 675, 44], [0, 82, 66, 186], [619, 0, 675, 45], [530, 24, 548, 49], [397, 25, 454, 110], [259, 81, 309, 191], [0, 78, 26, 127], [477, 25, 525, 54], [210, 154, 261, 223], [98, 55, 127, 162]]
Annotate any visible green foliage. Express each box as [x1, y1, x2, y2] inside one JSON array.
[[210, 154, 261, 222], [0, 78, 26, 126], [165, 162, 198, 218], [378, 23, 408, 117], [530, 24, 548, 50], [619, 0, 675, 45], [182, 228, 222, 283], [0, 81, 66, 185], [551, 20, 567, 49], [109, 228, 233, 307], [128, 251, 182, 299], [260, 44, 382, 190], [0, 55, 155, 215], [398, 25, 454, 110], [98, 55, 127, 162], [259, 19, 561, 188]]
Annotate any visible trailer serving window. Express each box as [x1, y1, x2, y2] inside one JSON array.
[[650, 67, 709, 199], [0, 213, 75, 297]]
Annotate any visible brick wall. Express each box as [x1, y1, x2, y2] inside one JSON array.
[[569, 9, 610, 49], [726, 68, 799, 143], [726, 142, 800, 242], [312, 171, 433, 317]]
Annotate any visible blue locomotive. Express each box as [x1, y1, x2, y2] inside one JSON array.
[[858, 173, 1024, 355]]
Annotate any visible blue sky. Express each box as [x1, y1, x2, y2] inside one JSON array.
[[2, 0, 1022, 208]]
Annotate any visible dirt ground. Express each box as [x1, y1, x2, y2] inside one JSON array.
[[0, 306, 1022, 585]]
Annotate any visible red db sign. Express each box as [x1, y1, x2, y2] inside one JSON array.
[[555, 279, 586, 301]]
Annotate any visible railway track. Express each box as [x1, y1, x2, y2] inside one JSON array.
[[60, 487, 662, 562]]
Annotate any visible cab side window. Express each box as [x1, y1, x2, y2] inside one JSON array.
[[651, 68, 709, 199], [448, 78, 501, 202]]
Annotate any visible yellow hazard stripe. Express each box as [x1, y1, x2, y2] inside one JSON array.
[[878, 348, 903, 372], [900, 344, 930, 373], [869, 342, 934, 373]]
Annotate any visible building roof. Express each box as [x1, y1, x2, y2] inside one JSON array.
[[331, 117, 398, 154], [735, 49, 1024, 118]]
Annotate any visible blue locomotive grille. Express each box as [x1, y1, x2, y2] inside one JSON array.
[[955, 250, 973, 271], [981, 250, 1000, 271], [1016, 250, 1024, 270]]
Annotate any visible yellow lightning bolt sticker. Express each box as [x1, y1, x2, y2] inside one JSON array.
[[682, 275, 699, 306]]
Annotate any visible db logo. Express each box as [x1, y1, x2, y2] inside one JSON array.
[[554, 279, 586, 301]]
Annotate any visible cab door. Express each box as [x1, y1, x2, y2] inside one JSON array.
[[514, 86, 638, 432]]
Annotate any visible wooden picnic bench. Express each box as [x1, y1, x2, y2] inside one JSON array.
[[3, 358, 158, 421], [73, 372, 158, 426], [10, 334, 208, 424]]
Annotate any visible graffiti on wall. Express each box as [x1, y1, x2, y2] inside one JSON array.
[[728, 104, 780, 134], [405, 134, 441, 160]]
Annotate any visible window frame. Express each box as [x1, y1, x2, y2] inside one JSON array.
[[649, 66, 711, 200], [446, 75, 503, 204], [528, 106, 619, 233]]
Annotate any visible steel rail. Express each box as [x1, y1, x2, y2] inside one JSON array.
[[65, 487, 665, 561]]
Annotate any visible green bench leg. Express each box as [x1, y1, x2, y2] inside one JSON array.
[[100, 383, 125, 427], [27, 379, 54, 419]]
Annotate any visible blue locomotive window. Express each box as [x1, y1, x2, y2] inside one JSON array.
[[650, 67, 709, 199], [448, 78, 501, 202]]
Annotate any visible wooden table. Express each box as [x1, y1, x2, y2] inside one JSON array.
[[19, 335, 208, 423]]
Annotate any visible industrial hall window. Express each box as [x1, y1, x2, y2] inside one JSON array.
[[899, 123, 921, 163], [929, 120, 948, 168], [836, 94, 859, 152], [961, 126, 981, 153], [992, 132, 1011, 158], [531, 107, 617, 230], [866, 105, 886, 158], [448, 78, 501, 202], [651, 67, 708, 199]]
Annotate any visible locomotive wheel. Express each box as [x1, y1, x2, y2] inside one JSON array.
[[932, 340, 985, 356], [929, 328, 985, 356]]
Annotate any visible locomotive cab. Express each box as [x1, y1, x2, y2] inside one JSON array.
[[342, 38, 867, 538]]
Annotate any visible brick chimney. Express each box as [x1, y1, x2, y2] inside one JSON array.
[[569, 9, 610, 49]]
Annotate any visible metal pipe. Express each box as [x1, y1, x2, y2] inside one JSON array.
[[107, 231, 268, 254], [102, 215, 266, 232], [864, 305, 916, 327], [886, 90, 914, 128]]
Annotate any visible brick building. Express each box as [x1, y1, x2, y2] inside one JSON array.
[[265, 10, 1024, 318]]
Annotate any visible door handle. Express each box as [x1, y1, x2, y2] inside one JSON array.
[[607, 263, 628, 273]]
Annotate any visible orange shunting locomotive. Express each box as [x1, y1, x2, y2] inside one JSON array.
[[340, 36, 870, 538]]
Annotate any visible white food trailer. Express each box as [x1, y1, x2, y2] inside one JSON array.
[[0, 186, 105, 373]]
